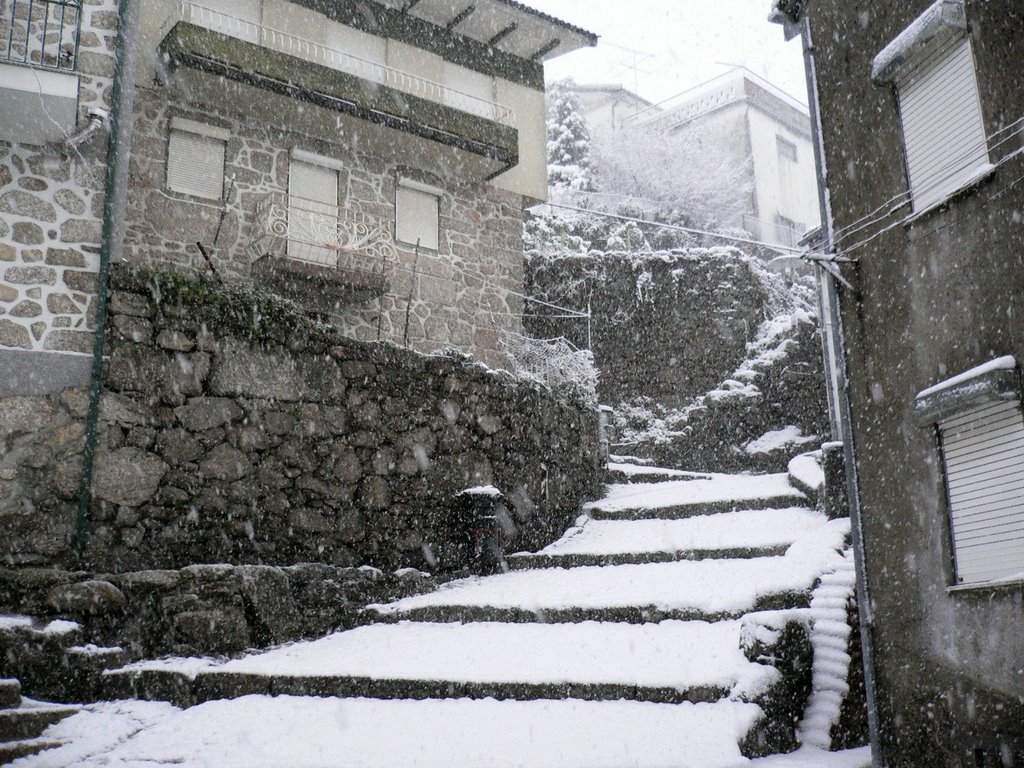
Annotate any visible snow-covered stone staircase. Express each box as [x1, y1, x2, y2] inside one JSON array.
[[0, 678, 79, 764], [25, 462, 855, 767]]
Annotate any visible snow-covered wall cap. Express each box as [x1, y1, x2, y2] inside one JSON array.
[[871, 0, 967, 85], [458, 485, 503, 497], [913, 355, 1020, 427]]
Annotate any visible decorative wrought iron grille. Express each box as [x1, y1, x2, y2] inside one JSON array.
[[1, 0, 82, 70], [250, 191, 397, 280]]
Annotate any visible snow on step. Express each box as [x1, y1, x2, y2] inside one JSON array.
[[586, 473, 806, 519], [123, 620, 775, 701], [522, 507, 828, 562], [373, 520, 848, 621], [798, 551, 857, 750], [26, 696, 763, 768]]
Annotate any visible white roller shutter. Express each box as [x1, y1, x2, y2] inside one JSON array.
[[939, 399, 1024, 585], [897, 36, 989, 212], [396, 183, 439, 251], [288, 158, 339, 264], [166, 127, 226, 201]]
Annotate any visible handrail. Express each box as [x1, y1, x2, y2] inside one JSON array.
[[2, 0, 82, 71], [163, 1, 517, 128]]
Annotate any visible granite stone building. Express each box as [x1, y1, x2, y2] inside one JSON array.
[[773, 1, 1024, 765], [1, 0, 597, 383]]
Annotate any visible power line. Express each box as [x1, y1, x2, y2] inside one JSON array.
[[535, 202, 802, 254]]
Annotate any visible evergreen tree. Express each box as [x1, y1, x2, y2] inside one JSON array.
[[546, 79, 593, 191]]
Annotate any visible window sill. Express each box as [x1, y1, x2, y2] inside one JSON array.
[[947, 577, 1024, 596], [903, 163, 996, 226]]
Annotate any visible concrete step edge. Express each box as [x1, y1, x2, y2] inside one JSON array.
[[506, 545, 791, 569], [371, 590, 811, 625], [0, 705, 80, 742], [0, 737, 66, 764], [101, 666, 733, 709], [588, 494, 809, 520]]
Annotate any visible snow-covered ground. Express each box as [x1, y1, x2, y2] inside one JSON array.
[[15, 697, 870, 768]]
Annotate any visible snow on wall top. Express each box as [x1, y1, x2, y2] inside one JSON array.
[[916, 355, 1017, 400], [871, 0, 967, 84]]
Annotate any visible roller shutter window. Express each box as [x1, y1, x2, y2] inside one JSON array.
[[166, 123, 227, 201], [395, 183, 439, 251], [288, 158, 339, 265], [938, 399, 1024, 585], [896, 35, 989, 212]]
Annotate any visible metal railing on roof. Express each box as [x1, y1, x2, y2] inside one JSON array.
[[163, 1, 517, 128], [2, 0, 81, 71]]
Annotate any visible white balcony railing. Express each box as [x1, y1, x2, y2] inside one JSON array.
[[162, 1, 516, 128], [250, 192, 397, 282]]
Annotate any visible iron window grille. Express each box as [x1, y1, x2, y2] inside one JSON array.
[[2, 0, 82, 71]]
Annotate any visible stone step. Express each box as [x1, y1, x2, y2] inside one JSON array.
[[604, 464, 710, 484], [509, 507, 828, 569], [588, 493, 809, 520], [368, 551, 846, 626], [0, 702, 79, 741], [0, 679, 20, 710], [585, 473, 808, 521], [0, 737, 66, 764], [369, 592, 812, 625], [507, 546, 791, 569], [105, 620, 774, 708]]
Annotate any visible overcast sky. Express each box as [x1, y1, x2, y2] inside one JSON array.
[[526, 0, 808, 108]]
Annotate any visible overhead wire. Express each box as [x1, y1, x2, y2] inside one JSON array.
[[824, 114, 1024, 259], [536, 202, 803, 254]]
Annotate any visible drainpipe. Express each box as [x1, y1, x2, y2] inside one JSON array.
[[75, 0, 142, 559], [798, 16, 884, 766]]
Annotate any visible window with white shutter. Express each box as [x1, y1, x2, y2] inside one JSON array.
[[871, 1, 990, 213], [914, 356, 1024, 587], [938, 400, 1024, 585], [288, 155, 340, 265], [166, 118, 228, 201], [395, 180, 440, 251]]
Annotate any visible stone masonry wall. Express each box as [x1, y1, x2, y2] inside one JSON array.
[[525, 248, 771, 408], [0, 0, 118, 354], [1, 264, 601, 573], [124, 84, 525, 369]]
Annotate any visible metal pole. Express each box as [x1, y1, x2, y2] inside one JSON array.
[[402, 239, 420, 347], [800, 17, 884, 766], [75, 0, 141, 559]]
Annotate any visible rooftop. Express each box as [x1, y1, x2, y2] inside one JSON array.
[[370, 0, 597, 61]]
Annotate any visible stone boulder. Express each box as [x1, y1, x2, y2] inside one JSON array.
[[46, 579, 127, 615]]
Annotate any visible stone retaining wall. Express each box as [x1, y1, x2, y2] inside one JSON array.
[[525, 248, 771, 408], [1, 263, 601, 573]]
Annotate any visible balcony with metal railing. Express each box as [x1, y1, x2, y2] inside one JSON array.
[[158, 1, 519, 173], [1, 0, 81, 70], [247, 192, 397, 308]]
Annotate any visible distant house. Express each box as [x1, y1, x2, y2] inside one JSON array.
[[0, 0, 597, 379], [569, 82, 658, 137], [631, 69, 820, 248], [773, 0, 1024, 763]]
